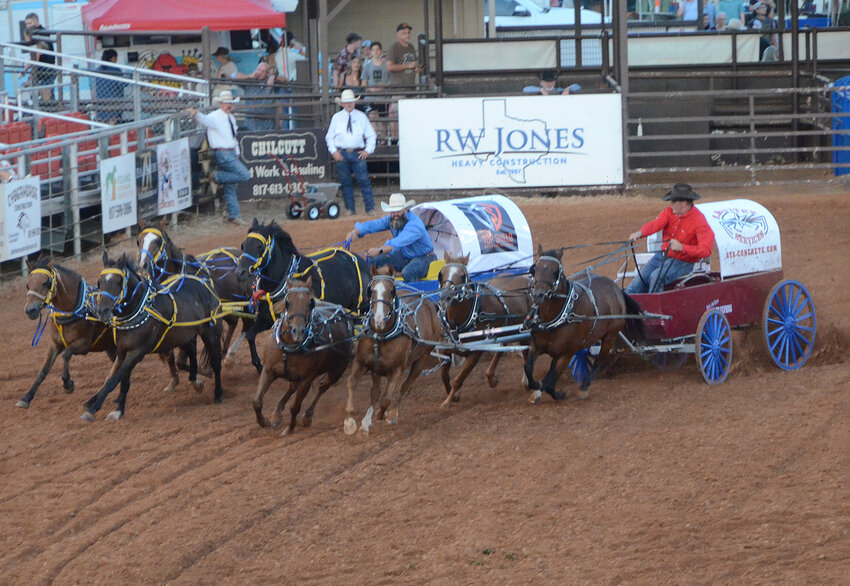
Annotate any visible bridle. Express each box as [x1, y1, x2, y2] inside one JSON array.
[[138, 227, 167, 276], [97, 267, 133, 312], [26, 267, 58, 309], [366, 275, 403, 337], [530, 256, 566, 301], [241, 232, 275, 274]]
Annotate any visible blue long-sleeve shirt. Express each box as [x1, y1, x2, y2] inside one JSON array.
[[354, 211, 434, 259]]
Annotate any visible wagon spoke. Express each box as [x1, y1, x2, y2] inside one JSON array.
[[789, 333, 803, 362], [767, 325, 784, 337], [718, 335, 731, 346], [794, 311, 813, 323], [718, 352, 729, 370], [788, 286, 802, 318], [783, 334, 790, 365], [791, 328, 812, 350], [777, 287, 790, 315], [769, 331, 785, 353]]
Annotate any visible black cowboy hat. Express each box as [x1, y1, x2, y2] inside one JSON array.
[[662, 183, 701, 202]]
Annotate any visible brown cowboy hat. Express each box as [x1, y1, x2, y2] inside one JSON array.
[[662, 183, 701, 202]]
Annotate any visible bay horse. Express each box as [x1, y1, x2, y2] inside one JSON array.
[[20, 253, 181, 408], [436, 252, 532, 407], [253, 276, 355, 435], [81, 252, 224, 422], [234, 219, 369, 372], [344, 264, 443, 435], [136, 217, 252, 364], [523, 247, 644, 402]]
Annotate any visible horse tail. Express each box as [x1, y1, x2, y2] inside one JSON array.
[[622, 292, 646, 344]]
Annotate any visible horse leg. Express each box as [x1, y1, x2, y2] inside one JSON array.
[[246, 320, 264, 374], [484, 352, 502, 388], [283, 379, 314, 436], [440, 351, 482, 408], [370, 371, 386, 420], [82, 349, 143, 421], [271, 381, 298, 429], [223, 318, 249, 367], [105, 372, 132, 422], [524, 347, 544, 403], [440, 359, 452, 396], [541, 354, 572, 401], [160, 352, 180, 393], [301, 373, 335, 428], [579, 334, 617, 398], [253, 364, 278, 428], [185, 338, 204, 393], [520, 348, 530, 391], [220, 316, 236, 356], [344, 360, 366, 435], [202, 323, 225, 403], [17, 342, 61, 408], [61, 346, 76, 393], [384, 355, 426, 426]]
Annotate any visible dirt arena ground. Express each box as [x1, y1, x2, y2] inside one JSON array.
[[1, 186, 847, 584]]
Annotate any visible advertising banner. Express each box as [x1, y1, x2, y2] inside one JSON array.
[[100, 152, 137, 233], [236, 129, 329, 200], [0, 176, 41, 262], [135, 148, 159, 220], [697, 199, 782, 278], [156, 137, 191, 214], [398, 94, 623, 190]]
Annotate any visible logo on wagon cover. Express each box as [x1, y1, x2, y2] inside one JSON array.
[[454, 200, 518, 254], [712, 208, 769, 245]]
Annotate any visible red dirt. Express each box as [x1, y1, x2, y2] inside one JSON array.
[[1, 187, 848, 583]]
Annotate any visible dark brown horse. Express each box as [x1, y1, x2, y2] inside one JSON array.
[[344, 265, 443, 435], [524, 247, 644, 402], [136, 217, 251, 365], [436, 252, 532, 407], [253, 276, 355, 435], [20, 253, 180, 408], [81, 252, 223, 422]]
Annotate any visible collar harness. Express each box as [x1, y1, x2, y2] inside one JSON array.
[[525, 256, 599, 332]]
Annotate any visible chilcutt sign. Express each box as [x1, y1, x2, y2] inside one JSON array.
[[237, 130, 329, 200]]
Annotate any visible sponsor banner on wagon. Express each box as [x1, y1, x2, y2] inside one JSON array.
[[236, 130, 329, 200], [100, 153, 137, 234], [398, 95, 623, 190], [696, 199, 781, 278], [0, 177, 41, 262], [156, 137, 192, 214]]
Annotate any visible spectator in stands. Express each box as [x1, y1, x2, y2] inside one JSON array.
[[523, 71, 580, 95], [387, 23, 420, 141], [212, 47, 239, 96], [274, 31, 307, 83], [362, 41, 389, 143], [677, 0, 700, 21], [716, 0, 745, 26], [24, 14, 55, 102], [236, 53, 279, 131], [333, 33, 362, 89], [748, 1, 777, 60], [93, 49, 126, 124], [703, 0, 717, 28], [727, 17, 744, 29], [715, 12, 729, 30]]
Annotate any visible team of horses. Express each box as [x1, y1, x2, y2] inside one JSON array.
[[19, 219, 644, 433]]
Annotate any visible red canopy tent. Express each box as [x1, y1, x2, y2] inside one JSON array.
[[82, 0, 286, 31]]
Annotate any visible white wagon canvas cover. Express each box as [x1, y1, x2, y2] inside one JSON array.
[[412, 194, 533, 274]]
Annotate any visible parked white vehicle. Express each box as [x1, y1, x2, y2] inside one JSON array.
[[485, 0, 605, 28]]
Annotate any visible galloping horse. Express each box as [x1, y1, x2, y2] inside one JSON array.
[[234, 219, 369, 372], [81, 252, 224, 422], [344, 265, 443, 435], [436, 252, 532, 407], [524, 247, 644, 402], [253, 276, 355, 435], [136, 217, 251, 363]]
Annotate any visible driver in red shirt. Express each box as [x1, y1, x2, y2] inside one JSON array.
[[625, 183, 715, 294]]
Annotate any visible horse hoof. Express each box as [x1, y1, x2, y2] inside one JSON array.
[[552, 390, 567, 401], [281, 427, 292, 437], [80, 411, 95, 422], [253, 363, 263, 375], [191, 379, 205, 393], [300, 416, 312, 428], [105, 410, 123, 422], [578, 390, 589, 400], [439, 398, 452, 409], [344, 417, 357, 435], [214, 397, 223, 404], [63, 380, 75, 393], [529, 390, 543, 404], [223, 354, 236, 368], [15, 400, 30, 409], [487, 376, 499, 388], [385, 409, 399, 425]]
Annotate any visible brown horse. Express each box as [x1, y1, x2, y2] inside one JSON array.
[[136, 217, 251, 365], [344, 265, 444, 435], [20, 253, 180, 408], [436, 252, 532, 407], [524, 247, 644, 402], [253, 277, 355, 435]]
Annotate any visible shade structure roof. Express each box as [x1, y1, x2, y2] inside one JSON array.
[[82, 0, 286, 32]]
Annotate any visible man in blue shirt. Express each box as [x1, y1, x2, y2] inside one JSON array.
[[346, 193, 436, 282]]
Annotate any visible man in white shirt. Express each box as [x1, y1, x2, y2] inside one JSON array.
[[325, 89, 377, 215], [186, 90, 250, 225]]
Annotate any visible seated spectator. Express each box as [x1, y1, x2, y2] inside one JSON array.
[[523, 71, 580, 96], [703, 0, 717, 28], [333, 33, 362, 88], [93, 49, 126, 124], [727, 17, 744, 29], [715, 12, 729, 30]]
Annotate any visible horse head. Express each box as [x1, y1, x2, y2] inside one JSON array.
[[529, 247, 565, 305], [235, 218, 298, 284], [96, 251, 142, 322], [137, 216, 170, 279], [437, 252, 472, 316], [24, 252, 56, 320], [367, 263, 398, 335], [279, 276, 315, 345]]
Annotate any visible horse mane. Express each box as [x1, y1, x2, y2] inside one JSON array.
[[254, 220, 300, 257]]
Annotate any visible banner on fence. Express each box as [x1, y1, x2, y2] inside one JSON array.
[[156, 137, 192, 214], [0, 177, 41, 262], [236, 130, 329, 200], [398, 95, 623, 190], [100, 153, 137, 234]]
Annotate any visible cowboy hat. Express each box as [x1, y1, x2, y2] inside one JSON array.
[[335, 89, 359, 104], [214, 89, 240, 104], [380, 192, 415, 213], [662, 183, 701, 202]]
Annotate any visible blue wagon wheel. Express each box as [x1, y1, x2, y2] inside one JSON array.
[[763, 279, 816, 370], [570, 349, 593, 386], [695, 308, 733, 385]]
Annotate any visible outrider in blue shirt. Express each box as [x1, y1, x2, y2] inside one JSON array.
[[354, 211, 434, 260]]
